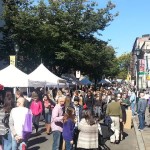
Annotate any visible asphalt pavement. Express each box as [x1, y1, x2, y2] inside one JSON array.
[[27, 121, 139, 150]]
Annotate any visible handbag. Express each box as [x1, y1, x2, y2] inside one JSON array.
[[23, 109, 32, 140], [99, 123, 114, 139]]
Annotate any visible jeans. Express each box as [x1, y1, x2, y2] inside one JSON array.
[[2, 130, 12, 150], [12, 137, 27, 150], [94, 106, 102, 117], [45, 112, 51, 124], [65, 140, 72, 150], [32, 114, 40, 132], [52, 130, 61, 150], [138, 112, 145, 130], [131, 102, 136, 116]]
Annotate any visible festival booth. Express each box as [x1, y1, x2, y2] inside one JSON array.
[[98, 79, 111, 85], [28, 64, 67, 88], [61, 74, 82, 88], [0, 65, 28, 87], [79, 76, 93, 85]]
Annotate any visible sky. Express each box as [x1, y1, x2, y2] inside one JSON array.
[[34, 0, 150, 57], [95, 0, 150, 56]]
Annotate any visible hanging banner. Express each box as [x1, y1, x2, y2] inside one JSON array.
[[10, 55, 16, 66], [139, 59, 145, 72]]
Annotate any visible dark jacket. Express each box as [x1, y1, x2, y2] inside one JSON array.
[[120, 105, 126, 123], [84, 95, 95, 108], [100, 123, 114, 139]]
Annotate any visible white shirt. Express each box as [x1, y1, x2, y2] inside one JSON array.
[[10, 107, 32, 137]]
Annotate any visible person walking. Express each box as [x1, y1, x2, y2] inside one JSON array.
[[51, 96, 65, 150], [9, 97, 32, 150], [72, 96, 82, 150], [130, 89, 137, 116], [138, 91, 147, 131], [30, 92, 43, 133], [77, 109, 98, 150], [121, 93, 130, 110], [84, 90, 95, 115], [0, 97, 14, 150], [62, 106, 75, 150], [94, 93, 103, 120], [106, 96, 122, 144]]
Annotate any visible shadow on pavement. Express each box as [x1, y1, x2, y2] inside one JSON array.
[[99, 144, 110, 150], [123, 132, 128, 139], [27, 146, 40, 150], [28, 136, 48, 147]]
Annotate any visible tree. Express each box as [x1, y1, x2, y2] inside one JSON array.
[[116, 53, 131, 79], [0, 0, 118, 81]]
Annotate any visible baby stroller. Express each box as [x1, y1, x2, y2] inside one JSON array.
[[98, 123, 114, 150]]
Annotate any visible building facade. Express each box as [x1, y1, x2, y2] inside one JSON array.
[[131, 34, 150, 90]]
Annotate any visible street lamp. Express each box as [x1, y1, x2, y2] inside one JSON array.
[[134, 48, 141, 91], [14, 43, 19, 67], [134, 48, 141, 112]]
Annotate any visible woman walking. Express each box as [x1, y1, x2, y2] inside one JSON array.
[[0, 97, 14, 150], [43, 94, 55, 135], [30, 92, 43, 133], [77, 109, 98, 150]]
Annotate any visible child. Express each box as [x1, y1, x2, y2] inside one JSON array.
[[62, 107, 75, 150]]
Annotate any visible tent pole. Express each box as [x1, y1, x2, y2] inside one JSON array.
[[44, 85, 46, 94], [57, 81, 59, 90], [13, 87, 16, 101], [27, 87, 29, 97]]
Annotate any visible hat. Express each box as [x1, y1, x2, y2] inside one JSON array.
[[31, 92, 38, 99]]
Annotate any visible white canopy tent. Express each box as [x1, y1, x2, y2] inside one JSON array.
[[0, 65, 28, 87], [28, 64, 67, 88]]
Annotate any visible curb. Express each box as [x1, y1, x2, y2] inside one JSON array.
[[132, 117, 145, 150]]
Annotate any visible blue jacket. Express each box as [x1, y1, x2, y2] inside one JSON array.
[[138, 98, 147, 113], [62, 118, 75, 141]]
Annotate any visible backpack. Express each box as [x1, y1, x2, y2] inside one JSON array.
[[2, 113, 10, 128]]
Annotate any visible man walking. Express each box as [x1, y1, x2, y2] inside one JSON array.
[[138, 91, 147, 131], [106, 95, 122, 144]]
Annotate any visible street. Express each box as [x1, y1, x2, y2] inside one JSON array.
[[27, 121, 139, 150]]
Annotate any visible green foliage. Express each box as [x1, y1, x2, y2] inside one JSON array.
[[0, 0, 118, 82], [116, 53, 131, 79]]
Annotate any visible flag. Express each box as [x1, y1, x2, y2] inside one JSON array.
[[10, 55, 16, 66]]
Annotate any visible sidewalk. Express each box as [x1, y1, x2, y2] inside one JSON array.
[[133, 108, 150, 150]]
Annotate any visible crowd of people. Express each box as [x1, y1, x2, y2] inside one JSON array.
[[0, 84, 149, 150]]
